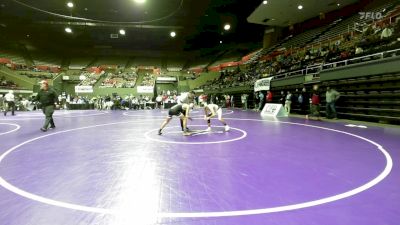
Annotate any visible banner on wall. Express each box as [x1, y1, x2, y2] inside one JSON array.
[[156, 77, 177, 82], [254, 77, 273, 92], [75, 86, 93, 93], [137, 86, 154, 93]]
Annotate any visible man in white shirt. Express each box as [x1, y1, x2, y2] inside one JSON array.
[[0, 94, 4, 112], [177, 91, 195, 105], [204, 103, 230, 132], [156, 94, 163, 109], [326, 86, 340, 119], [4, 90, 15, 116], [241, 94, 248, 110]]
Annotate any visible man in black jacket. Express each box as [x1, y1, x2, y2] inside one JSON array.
[[35, 80, 58, 132]]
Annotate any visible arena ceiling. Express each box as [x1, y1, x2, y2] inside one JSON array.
[[248, 0, 360, 26], [0, 0, 265, 55], [247, 0, 359, 27], [0, 0, 366, 56]]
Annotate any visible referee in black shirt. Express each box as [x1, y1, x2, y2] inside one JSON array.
[[35, 80, 58, 132]]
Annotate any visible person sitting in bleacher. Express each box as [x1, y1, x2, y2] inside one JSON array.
[[380, 24, 394, 39]]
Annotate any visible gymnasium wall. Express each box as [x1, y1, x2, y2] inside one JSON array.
[[319, 56, 400, 81], [271, 76, 306, 88]]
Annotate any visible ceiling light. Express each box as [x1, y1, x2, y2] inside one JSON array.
[[65, 27, 72, 33], [134, 0, 146, 3], [224, 24, 231, 31], [170, 31, 176, 37], [119, 29, 126, 35], [67, 2, 74, 8], [263, 0, 268, 4], [298, 5, 303, 10]]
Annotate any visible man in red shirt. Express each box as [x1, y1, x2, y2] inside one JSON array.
[[306, 85, 321, 120], [266, 91, 273, 103]]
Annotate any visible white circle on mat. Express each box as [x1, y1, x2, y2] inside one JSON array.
[[144, 125, 247, 145], [123, 110, 234, 118], [0, 123, 20, 136], [0, 111, 108, 120]]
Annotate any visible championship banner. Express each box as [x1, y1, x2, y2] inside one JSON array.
[[75, 86, 93, 93], [254, 77, 273, 92], [137, 86, 154, 93]]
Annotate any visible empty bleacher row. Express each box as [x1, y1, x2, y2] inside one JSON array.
[[31, 52, 62, 67], [69, 57, 95, 70], [323, 74, 400, 123], [93, 57, 128, 68], [282, 25, 330, 49], [0, 49, 26, 65], [17, 71, 58, 80], [166, 58, 185, 72]]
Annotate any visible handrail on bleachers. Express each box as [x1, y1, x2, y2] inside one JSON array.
[[323, 48, 400, 69], [271, 48, 400, 80]]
